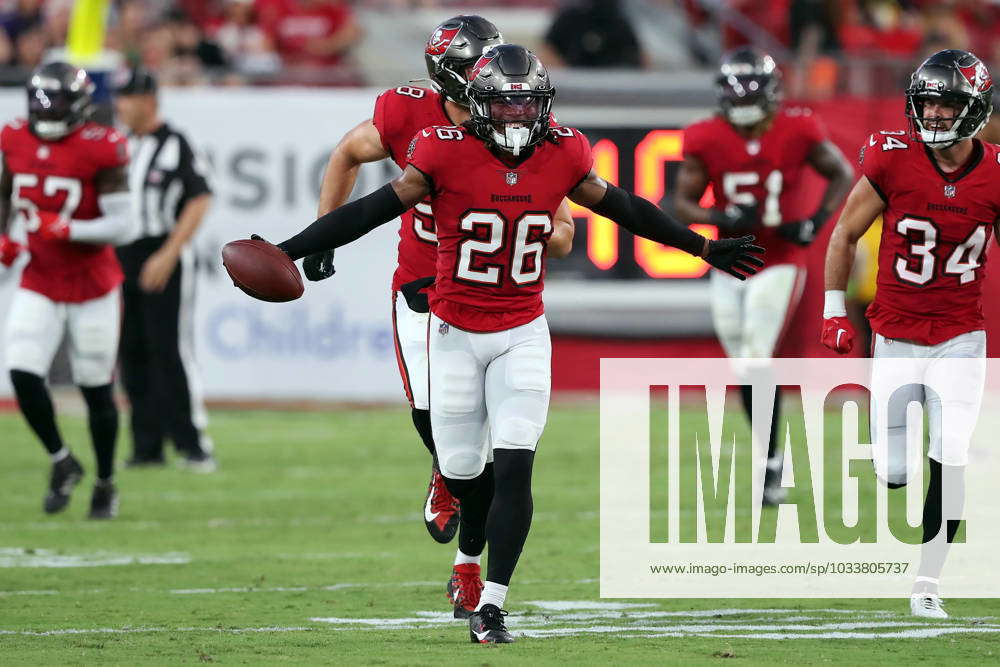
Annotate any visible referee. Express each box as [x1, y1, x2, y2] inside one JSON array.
[[113, 68, 216, 471]]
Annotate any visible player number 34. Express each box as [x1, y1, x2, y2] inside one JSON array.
[[895, 216, 987, 286]]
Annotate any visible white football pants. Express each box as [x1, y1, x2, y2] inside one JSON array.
[[428, 313, 551, 480], [5, 287, 121, 386], [710, 263, 805, 358], [870, 331, 986, 485]]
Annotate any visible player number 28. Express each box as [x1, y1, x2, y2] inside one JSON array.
[[722, 170, 783, 227], [894, 217, 987, 286], [11, 174, 82, 232], [457, 211, 551, 286]]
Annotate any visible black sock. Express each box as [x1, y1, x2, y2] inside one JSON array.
[[485, 449, 535, 586], [80, 384, 118, 481], [10, 370, 64, 455], [917, 459, 965, 581], [411, 408, 436, 458], [443, 463, 494, 558], [740, 385, 782, 460]]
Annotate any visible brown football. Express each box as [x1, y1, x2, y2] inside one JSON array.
[[222, 239, 304, 303]]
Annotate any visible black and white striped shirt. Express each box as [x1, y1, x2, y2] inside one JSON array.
[[128, 123, 211, 239]]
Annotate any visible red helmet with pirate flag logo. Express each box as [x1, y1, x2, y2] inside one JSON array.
[[424, 15, 503, 107], [906, 49, 993, 149]]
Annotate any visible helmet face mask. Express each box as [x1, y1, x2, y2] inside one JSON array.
[[905, 50, 993, 149], [424, 15, 503, 107], [466, 45, 554, 157], [26, 63, 94, 141], [716, 48, 780, 128]]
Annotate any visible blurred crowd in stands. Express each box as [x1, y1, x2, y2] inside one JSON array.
[[0, 0, 997, 94]]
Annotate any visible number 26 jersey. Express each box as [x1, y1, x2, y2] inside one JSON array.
[[407, 125, 592, 333], [860, 132, 1000, 345]]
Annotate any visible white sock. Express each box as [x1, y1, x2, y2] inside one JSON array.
[[454, 550, 481, 566], [50, 448, 69, 463], [476, 581, 508, 611]]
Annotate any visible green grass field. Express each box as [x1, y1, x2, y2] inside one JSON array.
[[1, 405, 998, 665]]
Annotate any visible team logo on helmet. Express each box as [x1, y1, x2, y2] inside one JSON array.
[[959, 60, 992, 93], [426, 27, 461, 56], [467, 50, 498, 83]]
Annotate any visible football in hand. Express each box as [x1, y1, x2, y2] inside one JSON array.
[[222, 238, 304, 302]]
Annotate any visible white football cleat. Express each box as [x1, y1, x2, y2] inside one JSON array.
[[910, 592, 948, 619]]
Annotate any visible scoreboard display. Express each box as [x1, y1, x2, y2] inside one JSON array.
[[551, 127, 717, 281]]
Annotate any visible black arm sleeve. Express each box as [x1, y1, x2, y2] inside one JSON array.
[[589, 183, 706, 257], [278, 183, 408, 260]]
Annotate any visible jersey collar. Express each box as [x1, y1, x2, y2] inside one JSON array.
[[923, 139, 983, 184]]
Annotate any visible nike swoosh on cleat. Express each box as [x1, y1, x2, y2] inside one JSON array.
[[474, 629, 490, 642], [424, 490, 439, 523]]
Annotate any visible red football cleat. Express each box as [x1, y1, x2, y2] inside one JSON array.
[[424, 464, 460, 543], [447, 563, 484, 619]]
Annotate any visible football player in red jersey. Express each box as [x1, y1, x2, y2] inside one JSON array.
[[247, 45, 762, 643], [823, 50, 998, 618], [674, 47, 853, 506], [310, 15, 575, 614], [0, 63, 133, 518]]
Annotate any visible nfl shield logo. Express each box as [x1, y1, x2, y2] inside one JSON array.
[[944, 184, 956, 198], [439, 321, 449, 336], [505, 171, 518, 186]]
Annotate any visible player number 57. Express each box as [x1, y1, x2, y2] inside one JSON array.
[[11, 174, 82, 232]]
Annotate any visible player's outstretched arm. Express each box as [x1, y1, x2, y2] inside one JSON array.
[[823, 176, 885, 293], [306, 119, 391, 282], [0, 158, 12, 235], [569, 170, 764, 280], [820, 176, 886, 354], [781, 140, 855, 246], [548, 198, 575, 259], [0, 158, 21, 267], [42, 166, 134, 245], [278, 165, 430, 261], [673, 155, 757, 232], [317, 118, 391, 217]]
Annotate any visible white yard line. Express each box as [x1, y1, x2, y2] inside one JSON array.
[[0, 548, 190, 568]]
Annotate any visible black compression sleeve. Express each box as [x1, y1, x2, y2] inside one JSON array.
[[278, 183, 408, 260], [590, 183, 706, 257]]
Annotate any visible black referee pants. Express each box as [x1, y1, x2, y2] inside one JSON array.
[[117, 236, 209, 460]]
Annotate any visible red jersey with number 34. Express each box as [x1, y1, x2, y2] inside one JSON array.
[[407, 125, 593, 332], [372, 85, 452, 291], [683, 108, 827, 266], [1, 119, 129, 303], [860, 131, 1000, 345]]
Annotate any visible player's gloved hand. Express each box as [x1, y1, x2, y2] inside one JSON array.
[[703, 234, 765, 280], [303, 249, 335, 282], [709, 203, 758, 235], [821, 316, 855, 354], [0, 235, 23, 266], [777, 218, 817, 246], [36, 211, 70, 241]]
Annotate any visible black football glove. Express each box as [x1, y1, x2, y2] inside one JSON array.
[[704, 234, 765, 280], [777, 218, 817, 246], [303, 249, 336, 281], [709, 203, 758, 235]]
